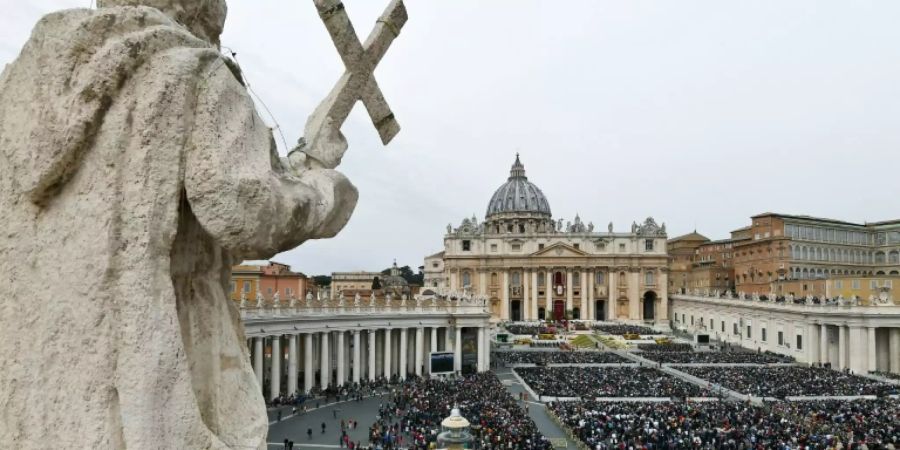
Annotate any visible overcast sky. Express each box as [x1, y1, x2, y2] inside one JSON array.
[[4, 1, 900, 276]]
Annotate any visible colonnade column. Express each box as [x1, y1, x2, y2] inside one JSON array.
[[819, 324, 829, 366], [383, 329, 392, 379], [353, 330, 361, 384], [890, 328, 900, 374], [431, 327, 439, 354], [838, 325, 849, 370], [415, 327, 424, 376], [565, 269, 573, 313], [805, 324, 819, 365], [368, 330, 377, 381], [304, 334, 314, 392], [531, 270, 539, 320], [454, 326, 462, 372], [336, 331, 346, 386], [399, 328, 408, 379], [501, 271, 510, 321], [868, 327, 878, 373], [445, 327, 452, 352], [287, 335, 298, 395], [477, 326, 486, 372], [270, 336, 281, 400], [658, 270, 669, 321], [320, 332, 330, 388], [253, 337, 264, 392]]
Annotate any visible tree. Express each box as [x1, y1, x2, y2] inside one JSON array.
[[312, 275, 331, 287], [371, 276, 382, 290]]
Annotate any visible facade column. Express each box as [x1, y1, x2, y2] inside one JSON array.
[[890, 328, 900, 374], [336, 331, 346, 386], [477, 326, 486, 372], [445, 326, 452, 352], [484, 326, 491, 369], [415, 327, 424, 376], [658, 270, 669, 321], [270, 336, 281, 400], [565, 269, 574, 313], [819, 324, 829, 366], [587, 270, 594, 321], [454, 326, 463, 372], [431, 327, 439, 353], [531, 270, 539, 320], [399, 328, 408, 379], [304, 334, 314, 392], [578, 269, 588, 320], [868, 327, 878, 373], [628, 269, 640, 320], [608, 271, 618, 320], [838, 325, 849, 370], [479, 270, 487, 296], [352, 330, 361, 384], [253, 337, 264, 392], [287, 335, 298, 395], [368, 330, 377, 381], [545, 269, 552, 315], [383, 328, 392, 379], [501, 270, 510, 321], [320, 332, 330, 388]]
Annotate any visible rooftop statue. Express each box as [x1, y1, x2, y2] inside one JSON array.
[[0, 0, 407, 448]]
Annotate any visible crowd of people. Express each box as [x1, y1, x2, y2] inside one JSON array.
[[505, 324, 556, 335], [267, 376, 398, 407], [495, 351, 629, 365], [515, 367, 707, 399], [549, 398, 900, 449], [369, 373, 552, 450], [640, 350, 793, 364], [636, 343, 695, 352], [680, 366, 899, 399], [593, 324, 659, 336]]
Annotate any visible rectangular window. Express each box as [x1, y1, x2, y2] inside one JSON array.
[[230, 281, 236, 293], [762, 328, 767, 342], [243, 281, 251, 293], [490, 244, 497, 252], [645, 272, 654, 285], [285, 287, 293, 296], [796, 335, 803, 350], [511, 244, 521, 252], [835, 280, 843, 289], [870, 280, 878, 289], [462, 240, 471, 251], [733, 323, 739, 335], [619, 243, 626, 252], [721, 322, 725, 333], [538, 243, 544, 250], [852, 280, 860, 290], [690, 316, 694, 325], [777, 331, 784, 346], [746, 326, 752, 339], [595, 272, 605, 284], [573, 243, 580, 250], [645, 239, 654, 251]]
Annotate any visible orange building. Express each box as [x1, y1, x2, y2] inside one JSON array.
[[230, 261, 309, 302], [666, 232, 709, 294]]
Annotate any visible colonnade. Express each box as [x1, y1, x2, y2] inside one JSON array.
[[806, 323, 900, 375], [247, 324, 491, 400]]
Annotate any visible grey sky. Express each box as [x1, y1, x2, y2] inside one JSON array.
[[4, 1, 899, 276]]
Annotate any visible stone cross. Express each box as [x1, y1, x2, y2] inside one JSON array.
[[307, 0, 407, 154]]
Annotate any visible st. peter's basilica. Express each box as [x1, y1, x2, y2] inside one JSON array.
[[425, 155, 670, 325]]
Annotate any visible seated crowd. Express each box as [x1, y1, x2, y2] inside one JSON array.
[[549, 398, 900, 449], [681, 366, 898, 399], [505, 324, 557, 335], [592, 324, 658, 336], [515, 367, 706, 399], [369, 373, 551, 450], [640, 350, 793, 364], [495, 351, 629, 365], [636, 343, 695, 353]]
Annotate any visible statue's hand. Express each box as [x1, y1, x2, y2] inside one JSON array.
[[290, 116, 348, 172]]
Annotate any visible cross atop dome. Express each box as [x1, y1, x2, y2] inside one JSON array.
[[509, 153, 526, 180]]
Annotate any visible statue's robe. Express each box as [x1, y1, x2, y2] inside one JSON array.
[[0, 6, 356, 449]]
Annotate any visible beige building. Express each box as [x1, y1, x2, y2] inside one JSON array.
[[428, 155, 669, 324], [423, 251, 446, 288]]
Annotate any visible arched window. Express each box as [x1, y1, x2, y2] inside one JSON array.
[[490, 272, 498, 286], [890, 251, 899, 264], [875, 251, 886, 264]]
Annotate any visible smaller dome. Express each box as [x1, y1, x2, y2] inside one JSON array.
[[381, 260, 408, 289]]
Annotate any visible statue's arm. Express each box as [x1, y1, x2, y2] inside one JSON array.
[[184, 62, 358, 260]]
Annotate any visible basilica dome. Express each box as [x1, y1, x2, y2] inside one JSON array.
[[485, 155, 552, 219]]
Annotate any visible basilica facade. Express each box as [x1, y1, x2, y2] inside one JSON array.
[[429, 155, 670, 324]]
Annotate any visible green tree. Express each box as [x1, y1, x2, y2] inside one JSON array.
[[312, 275, 331, 287], [371, 276, 382, 290]]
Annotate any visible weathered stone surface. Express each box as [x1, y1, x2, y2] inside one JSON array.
[[0, 1, 358, 448]]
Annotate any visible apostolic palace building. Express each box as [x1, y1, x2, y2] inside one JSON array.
[[427, 155, 670, 324]]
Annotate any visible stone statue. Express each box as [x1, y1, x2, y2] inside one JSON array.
[[557, 218, 564, 231], [289, 294, 297, 308], [588, 222, 594, 232], [272, 292, 280, 308], [632, 222, 638, 233], [338, 292, 345, 307], [369, 292, 377, 307], [566, 221, 572, 232], [608, 222, 614, 233], [0, 0, 408, 447], [355, 292, 362, 306], [306, 291, 314, 308], [256, 290, 265, 308], [447, 223, 452, 234], [240, 291, 248, 309]]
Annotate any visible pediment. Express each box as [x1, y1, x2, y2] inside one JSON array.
[[530, 242, 588, 257]]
